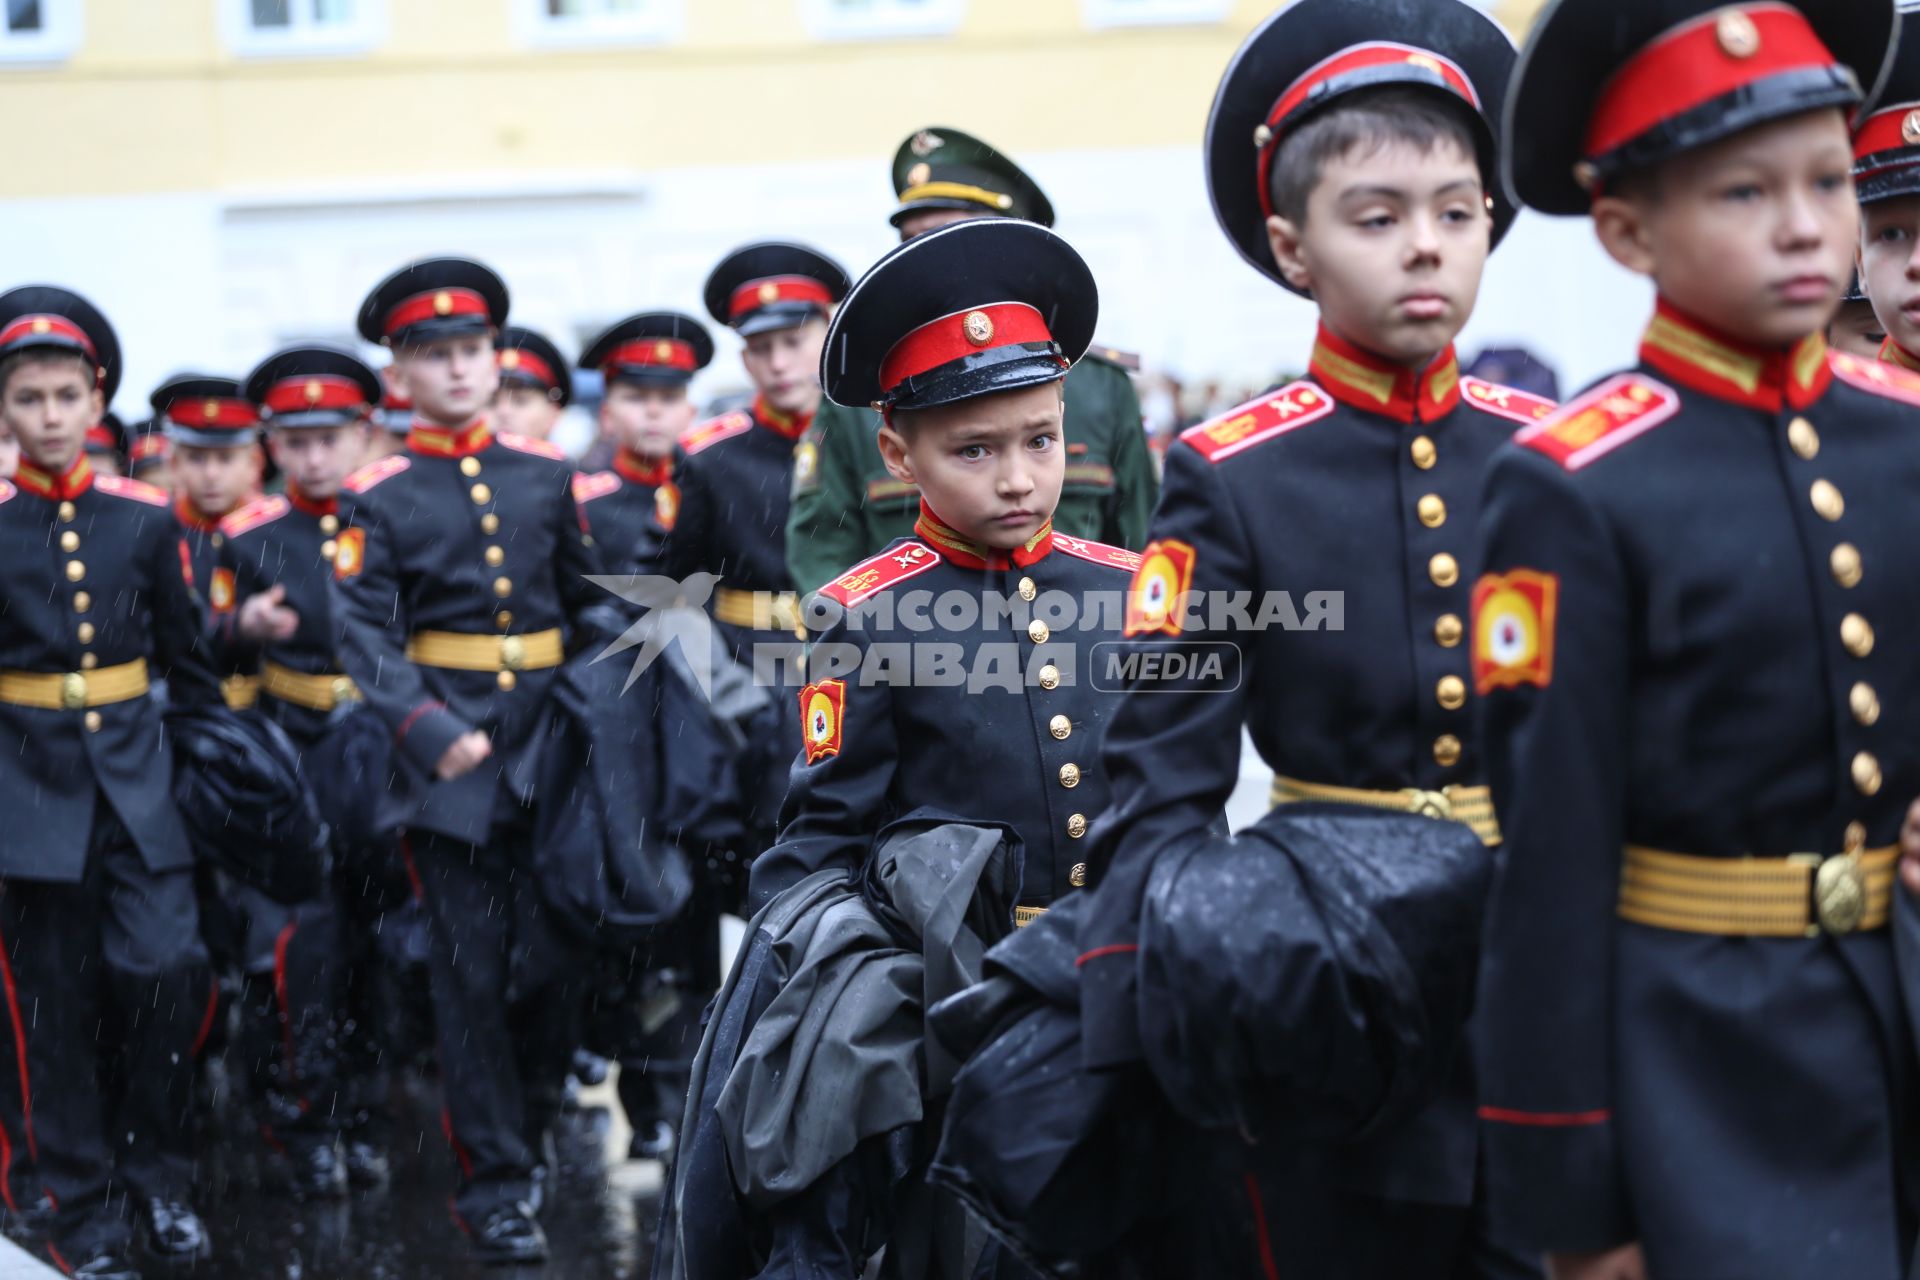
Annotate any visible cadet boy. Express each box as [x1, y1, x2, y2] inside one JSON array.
[[492, 324, 573, 442], [1855, 15, 1920, 369]]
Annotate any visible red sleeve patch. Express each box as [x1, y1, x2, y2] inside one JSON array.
[[218, 494, 289, 538], [1178, 381, 1335, 464], [498, 432, 567, 460], [679, 412, 753, 456], [95, 474, 170, 507], [572, 471, 621, 504], [1461, 376, 1558, 426], [1515, 374, 1679, 471], [1123, 539, 1197, 637], [799, 679, 846, 764], [1052, 533, 1142, 573], [1830, 350, 1920, 407], [816, 541, 942, 608], [344, 455, 411, 493], [654, 480, 680, 530], [209, 566, 237, 615], [1471, 569, 1559, 694], [333, 527, 366, 580]]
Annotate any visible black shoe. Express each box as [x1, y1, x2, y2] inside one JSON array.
[[472, 1202, 547, 1265], [138, 1198, 211, 1271], [53, 1245, 142, 1279], [281, 1139, 347, 1200], [524, 1130, 557, 1220], [343, 1138, 391, 1190], [628, 1119, 675, 1162]]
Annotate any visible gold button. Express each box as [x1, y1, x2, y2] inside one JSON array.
[[319, 514, 339, 536], [497, 610, 514, 631], [83, 710, 101, 733], [497, 669, 517, 692], [57, 501, 75, 523], [1434, 614, 1463, 647], [1410, 436, 1437, 470], [493, 576, 512, 598], [1049, 714, 1071, 740], [1433, 734, 1462, 767], [1028, 620, 1050, 644], [1436, 675, 1467, 710], [1037, 664, 1060, 690], [1851, 681, 1881, 726], [485, 546, 505, 567], [480, 514, 500, 535], [1853, 750, 1883, 796], [1066, 813, 1088, 839], [59, 531, 79, 552], [73, 592, 90, 613], [1068, 862, 1087, 888], [1844, 821, 1868, 852], [1810, 479, 1844, 522], [1830, 543, 1862, 588], [321, 540, 337, 559], [1841, 613, 1875, 657], [1417, 494, 1446, 528], [211, 533, 222, 549], [79, 653, 98, 671], [1428, 553, 1458, 588], [470, 483, 491, 505], [1059, 763, 1081, 788], [1018, 577, 1037, 602], [65, 561, 85, 583], [1788, 417, 1819, 459], [460, 456, 482, 477], [76, 622, 95, 644]]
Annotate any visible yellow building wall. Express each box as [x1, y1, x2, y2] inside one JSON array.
[[0, 0, 1551, 199]]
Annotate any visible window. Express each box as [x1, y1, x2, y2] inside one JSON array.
[[223, 0, 385, 58], [800, 0, 963, 41], [516, 0, 681, 48], [1081, 0, 1230, 28], [0, 0, 83, 65]]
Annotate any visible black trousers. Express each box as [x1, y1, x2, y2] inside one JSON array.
[[414, 814, 588, 1224], [593, 879, 721, 1136], [0, 800, 211, 1258], [228, 881, 343, 1153]]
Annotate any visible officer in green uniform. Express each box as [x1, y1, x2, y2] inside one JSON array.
[[785, 125, 1158, 596]]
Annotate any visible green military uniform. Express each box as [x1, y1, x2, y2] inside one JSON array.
[[785, 125, 1159, 596]]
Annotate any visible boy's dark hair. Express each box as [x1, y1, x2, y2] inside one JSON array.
[[1267, 86, 1485, 226], [0, 349, 94, 400]]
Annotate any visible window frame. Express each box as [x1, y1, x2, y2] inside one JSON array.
[[221, 0, 388, 60], [513, 0, 684, 50], [0, 0, 84, 66], [1079, 0, 1231, 30], [798, 0, 964, 41]]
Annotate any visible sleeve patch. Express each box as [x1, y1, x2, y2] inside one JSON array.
[[1052, 533, 1142, 573], [1123, 539, 1197, 637], [209, 567, 236, 615], [1471, 569, 1559, 694], [791, 438, 819, 495], [1178, 381, 1334, 464], [816, 541, 943, 608], [95, 474, 170, 507], [498, 432, 567, 460], [679, 412, 753, 456], [572, 471, 621, 504], [1515, 374, 1679, 471], [1461, 376, 1558, 426], [799, 679, 846, 764], [218, 494, 289, 538], [333, 526, 366, 580], [344, 455, 411, 493], [1830, 350, 1920, 407], [653, 480, 680, 530]]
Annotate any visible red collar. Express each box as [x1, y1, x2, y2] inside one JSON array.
[[1638, 300, 1830, 412], [613, 448, 672, 488], [753, 395, 814, 441], [912, 499, 1054, 570], [1879, 336, 1920, 373], [1307, 325, 1461, 424], [407, 418, 493, 458], [12, 454, 93, 503], [174, 494, 223, 533], [286, 484, 338, 518]]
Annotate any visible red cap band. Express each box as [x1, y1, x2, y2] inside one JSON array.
[[605, 339, 697, 372], [85, 425, 116, 450], [1854, 101, 1920, 164], [130, 434, 168, 463], [878, 302, 1056, 394], [382, 287, 491, 338], [496, 347, 557, 388], [1585, 3, 1837, 160], [728, 276, 835, 321], [264, 374, 370, 415], [0, 313, 98, 362], [165, 398, 260, 430], [1256, 42, 1479, 220]]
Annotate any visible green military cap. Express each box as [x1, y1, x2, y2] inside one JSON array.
[[889, 126, 1055, 229]]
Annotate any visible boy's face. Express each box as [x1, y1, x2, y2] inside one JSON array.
[[1594, 109, 1856, 348], [1828, 296, 1887, 358], [269, 424, 368, 500], [1267, 136, 1490, 366], [1859, 193, 1920, 356], [600, 381, 694, 456], [897, 207, 979, 242], [741, 317, 827, 416], [391, 331, 499, 427], [2, 356, 102, 473], [877, 380, 1065, 551], [491, 384, 562, 439], [172, 442, 260, 518]]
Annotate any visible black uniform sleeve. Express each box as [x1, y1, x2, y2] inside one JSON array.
[[638, 452, 712, 582], [552, 466, 609, 633], [151, 522, 223, 706], [210, 534, 262, 675]]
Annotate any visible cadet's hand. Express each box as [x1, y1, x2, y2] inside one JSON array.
[[236, 585, 299, 642], [1902, 797, 1920, 896], [435, 731, 493, 781], [1547, 1245, 1647, 1280]]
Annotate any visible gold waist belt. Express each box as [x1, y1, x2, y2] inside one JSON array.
[[711, 587, 801, 634], [1269, 774, 1502, 846], [262, 662, 361, 711], [1619, 843, 1895, 937], [405, 628, 563, 673], [0, 659, 150, 710]]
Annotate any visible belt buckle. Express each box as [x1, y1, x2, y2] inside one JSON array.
[[1408, 789, 1453, 821], [61, 672, 87, 710], [330, 677, 354, 705], [499, 635, 526, 671], [1814, 853, 1868, 935]]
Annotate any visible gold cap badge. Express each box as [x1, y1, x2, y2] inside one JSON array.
[[432, 290, 454, 316], [963, 311, 995, 346], [499, 349, 521, 369], [1716, 9, 1759, 58]]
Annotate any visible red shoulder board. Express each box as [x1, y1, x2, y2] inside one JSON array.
[[817, 541, 943, 609], [219, 494, 289, 538], [680, 412, 752, 457], [1178, 382, 1334, 464], [344, 455, 411, 494], [1830, 351, 1920, 408], [1515, 374, 1680, 472], [572, 471, 621, 503], [498, 432, 567, 460], [95, 474, 170, 507], [1461, 376, 1557, 426], [1051, 533, 1142, 573]]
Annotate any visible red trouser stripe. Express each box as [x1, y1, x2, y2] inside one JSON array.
[[0, 922, 38, 1166], [272, 921, 311, 1111], [1242, 1171, 1281, 1280]]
